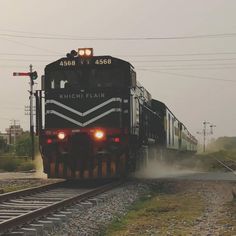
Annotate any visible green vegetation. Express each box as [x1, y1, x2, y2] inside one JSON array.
[[207, 137, 236, 152], [103, 187, 204, 236], [0, 132, 38, 172], [15, 132, 32, 157], [0, 137, 9, 153], [3, 183, 37, 193], [0, 155, 35, 172], [193, 137, 236, 171], [217, 193, 236, 235]]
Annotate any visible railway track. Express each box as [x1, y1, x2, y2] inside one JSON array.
[[0, 180, 122, 235], [215, 158, 236, 176]]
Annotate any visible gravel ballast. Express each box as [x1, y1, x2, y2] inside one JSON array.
[[47, 178, 236, 236], [1, 171, 236, 235], [48, 182, 149, 236]]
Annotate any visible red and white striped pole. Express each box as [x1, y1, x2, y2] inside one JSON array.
[[13, 72, 30, 76]]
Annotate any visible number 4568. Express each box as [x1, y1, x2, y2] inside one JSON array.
[[95, 59, 112, 65]]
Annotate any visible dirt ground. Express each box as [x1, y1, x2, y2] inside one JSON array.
[[167, 179, 236, 235], [188, 180, 236, 235], [0, 171, 60, 193], [106, 177, 236, 236]]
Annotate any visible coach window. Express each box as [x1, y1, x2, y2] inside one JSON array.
[[172, 117, 175, 146], [168, 113, 171, 145], [131, 70, 136, 87]]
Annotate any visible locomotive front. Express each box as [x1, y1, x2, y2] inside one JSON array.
[[38, 48, 135, 179]]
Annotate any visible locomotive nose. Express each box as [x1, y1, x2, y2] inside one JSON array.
[[69, 133, 93, 156]]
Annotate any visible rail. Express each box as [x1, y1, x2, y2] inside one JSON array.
[[0, 180, 122, 234], [0, 180, 66, 202], [215, 159, 236, 176]]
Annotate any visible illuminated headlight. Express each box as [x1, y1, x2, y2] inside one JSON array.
[[78, 48, 93, 57], [78, 49, 85, 56], [85, 49, 92, 56], [58, 131, 66, 140], [94, 130, 105, 140]]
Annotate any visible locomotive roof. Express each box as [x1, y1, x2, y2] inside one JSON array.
[[45, 55, 134, 71]]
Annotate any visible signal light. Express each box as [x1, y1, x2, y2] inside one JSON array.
[[30, 71, 38, 80], [94, 130, 105, 140], [113, 137, 120, 143], [46, 138, 53, 144], [78, 48, 93, 57], [57, 131, 66, 140]]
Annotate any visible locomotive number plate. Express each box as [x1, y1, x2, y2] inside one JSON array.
[[59, 60, 76, 66], [95, 59, 112, 65]]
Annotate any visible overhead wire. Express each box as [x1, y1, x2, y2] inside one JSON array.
[[1, 32, 236, 40], [131, 58, 236, 63], [136, 67, 236, 70], [0, 52, 62, 57], [137, 69, 236, 83], [134, 63, 236, 67], [0, 29, 235, 82], [117, 52, 236, 57], [1, 51, 236, 58], [0, 37, 61, 54], [0, 58, 51, 62]]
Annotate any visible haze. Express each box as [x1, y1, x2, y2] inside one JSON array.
[[0, 0, 235, 140]]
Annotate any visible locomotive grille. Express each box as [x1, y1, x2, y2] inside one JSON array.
[[69, 132, 92, 156]]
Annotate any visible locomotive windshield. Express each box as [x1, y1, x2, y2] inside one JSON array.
[[46, 67, 126, 90]]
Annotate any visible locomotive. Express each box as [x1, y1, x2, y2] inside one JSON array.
[[35, 48, 197, 179]]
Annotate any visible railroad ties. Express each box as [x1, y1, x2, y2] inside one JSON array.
[[0, 180, 122, 235]]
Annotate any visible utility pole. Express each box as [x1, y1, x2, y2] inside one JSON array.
[[197, 121, 216, 153], [29, 64, 35, 160], [203, 121, 210, 152]]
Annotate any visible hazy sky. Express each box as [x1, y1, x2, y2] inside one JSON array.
[[0, 0, 236, 141]]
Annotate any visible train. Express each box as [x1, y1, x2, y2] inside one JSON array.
[[35, 48, 197, 179]]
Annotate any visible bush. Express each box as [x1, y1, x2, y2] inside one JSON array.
[[0, 157, 21, 172]]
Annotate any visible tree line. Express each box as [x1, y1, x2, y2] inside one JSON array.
[[0, 132, 38, 157]]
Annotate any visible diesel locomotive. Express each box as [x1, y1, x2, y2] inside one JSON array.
[[35, 48, 197, 179]]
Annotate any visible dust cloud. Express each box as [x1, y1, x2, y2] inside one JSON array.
[[33, 153, 47, 179], [134, 152, 201, 179]]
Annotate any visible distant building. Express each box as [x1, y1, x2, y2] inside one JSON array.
[[5, 124, 24, 145]]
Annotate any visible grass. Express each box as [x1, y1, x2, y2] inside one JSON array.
[[0, 155, 35, 172], [192, 150, 236, 171], [3, 183, 38, 193], [103, 188, 204, 236]]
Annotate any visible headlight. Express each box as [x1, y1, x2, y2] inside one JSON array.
[[85, 49, 92, 56], [94, 130, 105, 140], [78, 48, 93, 57], [57, 131, 66, 140], [78, 49, 85, 56]]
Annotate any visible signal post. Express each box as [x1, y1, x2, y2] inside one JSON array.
[[13, 66, 38, 160]]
